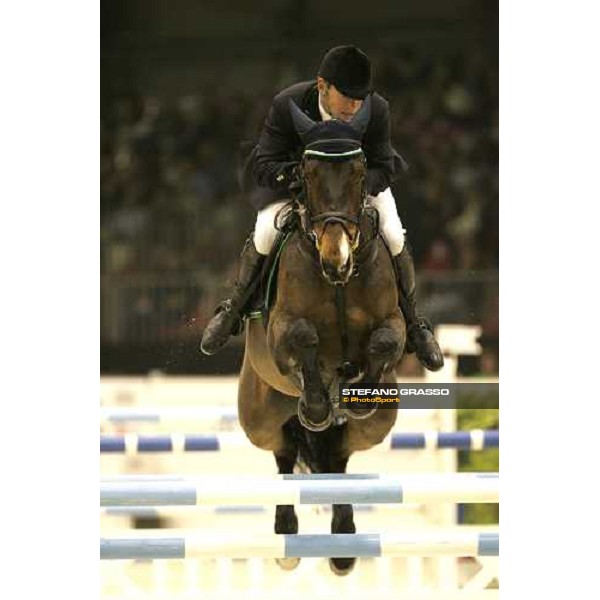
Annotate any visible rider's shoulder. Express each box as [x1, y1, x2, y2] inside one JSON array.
[[272, 81, 316, 107], [370, 91, 390, 115]]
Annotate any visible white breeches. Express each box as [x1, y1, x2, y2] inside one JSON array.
[[253, 187, 406, 256]]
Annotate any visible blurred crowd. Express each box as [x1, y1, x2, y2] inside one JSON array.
[[100, 88, 260, 286], [377, 46, 498, 270]]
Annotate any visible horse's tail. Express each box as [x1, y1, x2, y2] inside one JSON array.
[[283, 416, 346, 474]]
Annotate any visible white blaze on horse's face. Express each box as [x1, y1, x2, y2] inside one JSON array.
[[318, 222, 354, 285], [339, 232, 350, 265]]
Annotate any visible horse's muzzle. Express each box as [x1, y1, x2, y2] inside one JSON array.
[[321, 257, 353, 285]]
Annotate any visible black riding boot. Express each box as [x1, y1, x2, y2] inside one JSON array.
[[200, 235, 266, 356], [393, 246, 444, 372]]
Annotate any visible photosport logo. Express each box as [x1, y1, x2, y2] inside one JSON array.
[[338, 383, 499, 409]]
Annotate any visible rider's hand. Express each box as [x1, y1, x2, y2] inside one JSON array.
[[287, 163, 303, 195]]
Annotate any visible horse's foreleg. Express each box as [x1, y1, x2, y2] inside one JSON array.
[[347, 312, 406, 420], [300, 433, 356, 576], [365, 311, 406, 379], [269, 313, 332, 431]]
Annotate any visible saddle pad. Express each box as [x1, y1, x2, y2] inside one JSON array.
[[245, 217, 297, 327]]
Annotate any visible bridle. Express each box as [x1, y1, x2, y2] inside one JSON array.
[[287, 139, 375, 382], [293, 140, 368, 252]]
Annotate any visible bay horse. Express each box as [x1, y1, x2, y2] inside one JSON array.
[[238, 97, 406, 575]]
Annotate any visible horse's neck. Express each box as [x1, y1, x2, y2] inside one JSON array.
[[354, 218, 381, 267], [293, 230, 323, 275]]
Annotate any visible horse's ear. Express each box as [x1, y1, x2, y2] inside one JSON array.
[[349, 95, 371, 137], [289, 99, 316, 141]]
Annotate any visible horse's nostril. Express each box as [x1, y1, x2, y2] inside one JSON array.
[[323, 263, 338, 279], [320, 261, 352, 284], [338, 260, 352, 278]]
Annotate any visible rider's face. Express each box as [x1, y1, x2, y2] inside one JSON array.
[[317, 78, 363, 122]]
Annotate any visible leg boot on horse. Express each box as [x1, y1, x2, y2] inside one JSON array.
[[393, 245, 444, 371], [200, 235, 265, 355]]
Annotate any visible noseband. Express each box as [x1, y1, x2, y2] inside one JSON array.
[[294, 142, 367, 251]]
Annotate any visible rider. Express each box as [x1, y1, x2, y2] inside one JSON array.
[[200, 45, 444, 372]]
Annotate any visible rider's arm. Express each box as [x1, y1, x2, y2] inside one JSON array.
[[252, 94, 299, 192], [363, 97, 409, 196]]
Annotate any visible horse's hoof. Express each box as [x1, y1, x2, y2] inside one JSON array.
[[346, 405, 378, 420], [329, 557, 356, 576], [276, 557, 301, 570], [297, 398, 332, 432]]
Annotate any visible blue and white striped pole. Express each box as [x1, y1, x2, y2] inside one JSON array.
[[101, 430, 499, 454], [100, 406, 239, 428], [101, 531, 499, 560], [100, 473, 499, 507]]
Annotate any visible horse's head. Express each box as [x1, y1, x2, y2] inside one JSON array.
[[290, 97, 371, 285]]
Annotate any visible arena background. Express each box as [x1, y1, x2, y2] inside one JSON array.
[[100, 0, 498, 376]]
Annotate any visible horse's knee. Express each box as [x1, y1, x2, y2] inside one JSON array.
[[273, 318, 319, 372], [286, 319, 319, 353]]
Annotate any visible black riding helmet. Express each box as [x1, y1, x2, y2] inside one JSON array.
[[318, 45, 372, 100]]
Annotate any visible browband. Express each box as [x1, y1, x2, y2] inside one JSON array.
[[304, 148, 363, 159]]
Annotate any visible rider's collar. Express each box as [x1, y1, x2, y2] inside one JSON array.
[[318, 94, 333, 122]]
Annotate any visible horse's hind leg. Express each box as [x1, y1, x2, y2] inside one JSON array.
[[327, 454, 357, 576], [274, 418, 301, 571], [238, 362, 301, 570], [298, 427, 357, 576]]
